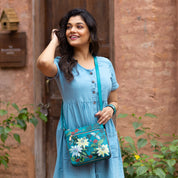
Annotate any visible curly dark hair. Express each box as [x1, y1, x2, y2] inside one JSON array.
[[55, 8, 99, 81]]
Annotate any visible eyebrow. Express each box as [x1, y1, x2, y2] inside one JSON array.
[[67, 22, 85, 25]]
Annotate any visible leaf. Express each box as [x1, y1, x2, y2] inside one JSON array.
[[117, 113, 128, 118], [125, 136, 135, 144], [150, 139, 157, 147], [0, 109, 7, 116], [135, 129, 145, 137], [37, 112, 48, 122], [161, 146, 168, 154], [1, 133, 8, 143], [0, 126, 4, 134], [4, 127, 11, 134], [133, 122, 142, 130], [127, 166, 134, 176], [90, 144, 95, 147], [137, 138, 147, 149], [12, 103, 20, 112], [166, 159, 176, 167], [80, 156, 85, 162], [148, 176, 159, 178], [144, 113, 157, 118], [171, 139, 178, 145], [17, 120, 27, 130], [169, 145, 177, 152], [153, 154, 164, 159], [123, 162, 129, 168], [138, 116, 142, 120], [148, 159, 155, 164], [19, 108, 28, 114], [153, 168, 166, 178], [71, 157, 75, 162], [13, 134, 21, 143], [166, 166, 175, 175], [133, 162, 143, 167], [98, 139, 103, 145], [136, 166, 148, 176], [29, 116, 38, 127], [0, 158, 8, 168]]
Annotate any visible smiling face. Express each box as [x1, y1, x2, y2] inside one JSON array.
[[66, 15, 90, 48]]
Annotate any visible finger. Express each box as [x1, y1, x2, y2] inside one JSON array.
[[52, 29, 58, 33], [51, 29, 58, 39], [97, 111, 106, 120], [103, 119, 109, 125], [98, 117, 108, 125], [98, 111, 112, 124], [97, 113, 108, 124], [95, 111, 102, 117]]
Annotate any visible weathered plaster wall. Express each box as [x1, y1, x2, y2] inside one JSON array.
[[0, 0, 35, 177], [115, 0, 178, 138]]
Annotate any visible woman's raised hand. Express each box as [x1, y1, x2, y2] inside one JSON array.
[[51, 29, 59, 47]]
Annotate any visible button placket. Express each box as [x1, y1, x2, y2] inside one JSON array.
[[90, 70, 97, 105]]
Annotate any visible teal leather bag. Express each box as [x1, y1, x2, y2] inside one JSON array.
[[62, 56, 111, 166]]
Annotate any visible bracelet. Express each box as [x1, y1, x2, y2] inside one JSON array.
[[107, 104, 117, 115]]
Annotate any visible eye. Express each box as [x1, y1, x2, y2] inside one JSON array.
[[77, 25, 83, 29], [66, 25, 72, 29]]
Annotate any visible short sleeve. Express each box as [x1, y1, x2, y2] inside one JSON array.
[[109, 60, 119, 91], [47, 56, 60, 80]]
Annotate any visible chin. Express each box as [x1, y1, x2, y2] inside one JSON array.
[[69, 42, 89, 48]]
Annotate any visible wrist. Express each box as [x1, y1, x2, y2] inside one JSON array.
[[50, 38, 59, 47], [106, 104, 117, 116]]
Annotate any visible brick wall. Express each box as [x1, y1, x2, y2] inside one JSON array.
[[0, 0, 35, 177], [0, 0, 177, 177], [115, 0, 178, 137]]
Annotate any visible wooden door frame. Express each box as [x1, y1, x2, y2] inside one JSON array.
[[32, 0, 115, 177], [33, 0, 46, 178]]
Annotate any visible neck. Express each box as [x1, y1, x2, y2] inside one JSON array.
[[73, 46, 92, 62]]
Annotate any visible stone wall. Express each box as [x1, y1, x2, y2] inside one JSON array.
[[0, 0, 35, 177], [115, 0, 178, 138]]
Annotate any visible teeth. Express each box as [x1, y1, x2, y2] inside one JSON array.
[[70, 35, 79, 40]]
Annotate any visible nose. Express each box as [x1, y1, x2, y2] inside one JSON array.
[[70, 26, 77, 33]]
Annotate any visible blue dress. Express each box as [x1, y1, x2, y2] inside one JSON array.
[[51, 56, 124, 178]]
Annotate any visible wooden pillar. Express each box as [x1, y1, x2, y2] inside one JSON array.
[[32, 0, 46, 177]]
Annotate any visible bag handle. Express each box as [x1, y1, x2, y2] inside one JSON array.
[[61, 56, 102, 130]]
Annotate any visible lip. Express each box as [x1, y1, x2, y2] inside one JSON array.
[[69, 35, 79, 40]]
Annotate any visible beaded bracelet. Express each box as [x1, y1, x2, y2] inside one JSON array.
[[107, 104, 116, 115]]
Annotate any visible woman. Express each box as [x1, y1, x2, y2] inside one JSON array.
[[37, 8, 124, 178]]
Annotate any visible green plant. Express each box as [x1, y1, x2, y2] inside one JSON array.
[[0, 101, 47, 168], [117, 113, 178, 178]]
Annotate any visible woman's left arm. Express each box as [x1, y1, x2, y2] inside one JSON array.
[[95, 88, 119, 125]]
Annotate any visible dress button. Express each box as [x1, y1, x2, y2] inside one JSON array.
[[92, 80, 95, 83], [90, 72, 93, 75], [93, 91, 95, 94], [93, 101, 96, 104]]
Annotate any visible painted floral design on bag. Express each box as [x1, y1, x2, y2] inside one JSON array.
[[65, 123, 111, 166]]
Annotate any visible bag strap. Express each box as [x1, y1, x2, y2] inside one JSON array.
[[61, 56, 103, 130], [94, 56, 103, 110], [61, 102, 67, 130]]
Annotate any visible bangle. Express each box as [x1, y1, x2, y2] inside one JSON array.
[[107, 104, 117, 115]]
